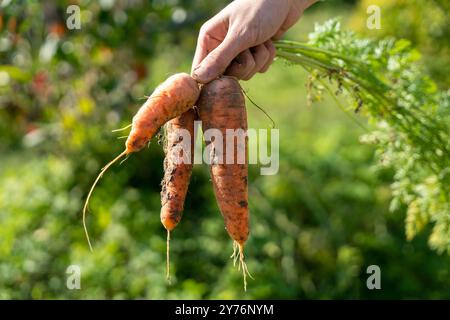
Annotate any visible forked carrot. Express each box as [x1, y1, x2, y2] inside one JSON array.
[[83, 73, 200, 252]]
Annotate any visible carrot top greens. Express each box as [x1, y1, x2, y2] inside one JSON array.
[[276, 19, 450, 254]]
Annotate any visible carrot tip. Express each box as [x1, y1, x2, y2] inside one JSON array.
[[166, 229, 171, 283]]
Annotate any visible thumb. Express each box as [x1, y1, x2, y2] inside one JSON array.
[[192, 34, 242, 84]]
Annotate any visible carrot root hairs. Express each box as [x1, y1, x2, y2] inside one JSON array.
[[166, 229, 171, 284], [111, 123, 132, 133], [231, 242, 253, 291], [230, 241, 239, 267], [82, 150, 127, 252], [237, 242, 254, 292]]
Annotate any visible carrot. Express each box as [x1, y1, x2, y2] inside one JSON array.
[[126, 73, 199, 152], [160, 107, 197, 281], [83, 73, 200, 252], [197, 76, 252, 290]]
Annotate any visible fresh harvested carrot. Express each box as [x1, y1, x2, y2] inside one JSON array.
[[160, 108, 196, 231], [160, 108, 197, 281], [83, 73, 200, 252], [126, 73, 199, 152], [197, 76, 252, 290]]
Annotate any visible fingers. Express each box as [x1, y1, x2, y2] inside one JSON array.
[[272, 26, 288, 40], [272, 2, 305, 40], [225, 41, 276, 80], [259, 41, 276, 73], [192, 31, 242, 84], [245, 44, 269, 79], [225, 49, 255, 80], [191, 20, 218, 75], [192, 15, 278, 83]]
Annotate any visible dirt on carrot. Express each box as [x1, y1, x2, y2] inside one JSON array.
[[82, 73, 200, 252], [82, 73, 253, 291], [160, 107, 197, 281], [197, 76, 252, 290]]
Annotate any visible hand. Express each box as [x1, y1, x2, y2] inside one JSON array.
[[191, 0, 317, 83]]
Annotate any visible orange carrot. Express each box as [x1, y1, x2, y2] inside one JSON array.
[[83, 73, 200, 252], [197, 76, 252, 290], [160, 108, 197, 281], [126, 73, 199, 152], [160, 108, 196, 231]]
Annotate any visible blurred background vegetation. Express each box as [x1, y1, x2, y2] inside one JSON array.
[[0, 0, 449, 299]]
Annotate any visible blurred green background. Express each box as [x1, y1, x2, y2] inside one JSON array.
[[1, 0, 449, 299]]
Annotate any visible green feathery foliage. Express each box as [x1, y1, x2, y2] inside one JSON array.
[[276, 19, 450, 254]]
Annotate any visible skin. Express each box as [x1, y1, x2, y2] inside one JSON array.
[[126, 73, 199, 153], [160, 108, 197, 231], [197, 76, 249, 245], [192, 0, 318, 83]]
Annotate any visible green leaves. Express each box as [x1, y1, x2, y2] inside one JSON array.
[[276, 19, 450, 254], [0, 65, 31, 82]]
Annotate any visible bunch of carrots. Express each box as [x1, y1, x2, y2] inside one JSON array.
[[83, 73, 252, 290]]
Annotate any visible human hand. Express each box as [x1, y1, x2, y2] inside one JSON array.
[[191, 0, 317, 83]]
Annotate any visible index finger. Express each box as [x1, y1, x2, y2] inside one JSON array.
[[191, 25, 221, 74]]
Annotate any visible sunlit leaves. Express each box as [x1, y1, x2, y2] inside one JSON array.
[[277, 19, 450, 254]]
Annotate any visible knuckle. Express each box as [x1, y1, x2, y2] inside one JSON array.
[[241, 73, 253, 81], [232, 24, 255, 44], [246, 61, 255, 72], [243, 63, 254, 75], [259, 48, 270, 62], [266, 42, 276, 56], [199, 21, 212, 35], [245, 55, 256, 70], [270, 46, 277, 58], [230, 65, 247, 79]]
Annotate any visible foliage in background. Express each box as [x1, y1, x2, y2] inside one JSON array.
[[1, 1, 449, 299], [0, 0, 227, 153], [277, 19, 450, 254], [350, 0, 450, 88]]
